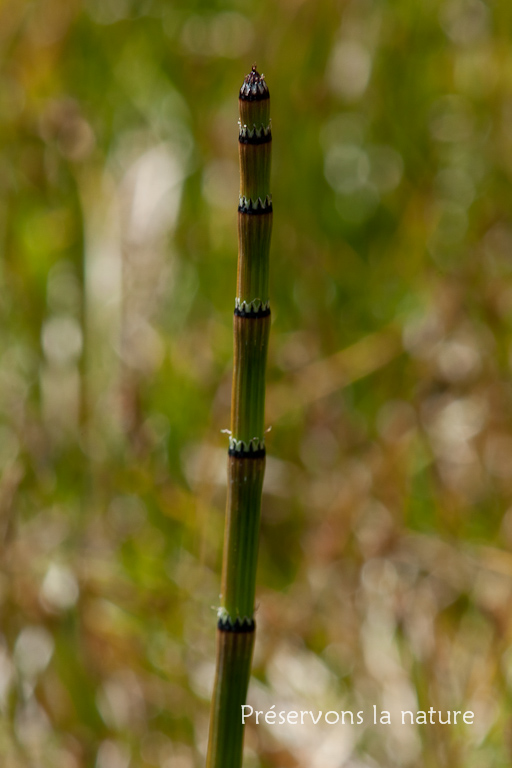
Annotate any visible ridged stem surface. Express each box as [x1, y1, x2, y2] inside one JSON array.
[[206, 66, 272, 768], [207, 628, 255, 768], [230, 315, 270, 450]]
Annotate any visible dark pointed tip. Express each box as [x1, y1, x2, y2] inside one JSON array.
[[240, 65, 269, 101], [248, 64, 260, 81]]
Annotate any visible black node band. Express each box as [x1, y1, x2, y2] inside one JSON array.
[[234, 306, 270, 319], [228, 446, 266, 459], [239, 132, 272, 146], [238, 203, 273, 215], [218, 616, 256, 632]]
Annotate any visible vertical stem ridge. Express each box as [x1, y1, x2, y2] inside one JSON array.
[[221, 454, 266, 619], [231, 315, 270, 447], [207, 627, 255, 768], [237, 213, 272, 307]]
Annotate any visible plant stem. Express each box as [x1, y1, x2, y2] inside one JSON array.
[[206, 66, 272, 768]]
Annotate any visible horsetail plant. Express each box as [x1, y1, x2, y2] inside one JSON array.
[[206, 66, 272, 768]]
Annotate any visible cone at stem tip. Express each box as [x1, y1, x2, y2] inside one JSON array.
[[239, 66, 270, 130], [239, 65, 269, 101]]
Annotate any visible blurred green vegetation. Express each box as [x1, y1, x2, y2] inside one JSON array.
[[1, 0, 512, 766]]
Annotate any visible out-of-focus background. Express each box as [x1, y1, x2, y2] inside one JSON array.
[[1, 0, 512, 766]]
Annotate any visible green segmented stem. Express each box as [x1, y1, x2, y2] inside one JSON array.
[[221, 454, 266, 619], [239, 143, 271, 202], [207, 628, 255, 768], [237, 214, 272, 309], [239, 91, 270, 128], [206, 66, 272, 768], [231, 315, 270, 450]]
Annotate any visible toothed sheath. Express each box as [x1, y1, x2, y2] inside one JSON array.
[[206, 67, 272, 768]]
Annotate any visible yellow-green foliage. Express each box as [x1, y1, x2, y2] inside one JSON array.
[[0, 1, 511, 766]]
